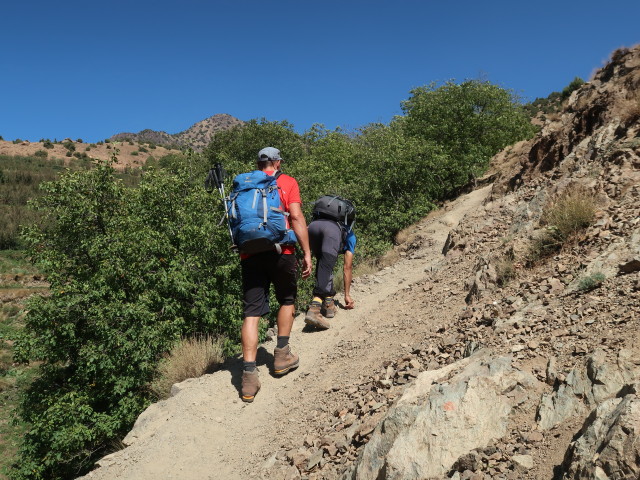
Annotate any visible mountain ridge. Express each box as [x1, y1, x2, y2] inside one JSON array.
[[109, 113, 244, 151]]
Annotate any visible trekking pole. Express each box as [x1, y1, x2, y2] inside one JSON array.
[[205, 163, 235, 246]]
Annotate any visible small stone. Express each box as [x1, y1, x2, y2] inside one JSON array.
[[324, 444, 338, 457], [525, 431, 544, 443], [306, 449, 323, 471], [512, 454, 534, 470]]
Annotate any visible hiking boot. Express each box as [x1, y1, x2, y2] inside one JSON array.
[[273, 345, 299, 376], [304, 302, 330, 330], [321, 297, 337, 318], [241, 369, 260, 403]]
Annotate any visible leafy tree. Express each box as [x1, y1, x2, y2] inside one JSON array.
[[401, 80, 536, 180], [13, 161, 242, 479], [203, 118, 306, 179]]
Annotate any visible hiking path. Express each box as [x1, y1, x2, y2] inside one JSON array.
[[82, 185, 492, 480]]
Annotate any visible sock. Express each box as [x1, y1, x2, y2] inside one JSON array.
[[325, 296, 334, 303], [312, 296, 323, 304], [277, 336, 289, 349], [243, 361, 256, 372]]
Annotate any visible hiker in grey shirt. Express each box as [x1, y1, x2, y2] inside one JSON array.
[[304, 214, 356, 330]]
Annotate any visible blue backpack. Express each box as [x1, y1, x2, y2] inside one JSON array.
[[226, 170, 297, 254]]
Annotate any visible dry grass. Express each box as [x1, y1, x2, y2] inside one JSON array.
[[353, 258, 383, 277], [495, 254, 516, 287], [541, 185, 597, 239], [151, 335, 225, 399], [620, 92, 640, 124], [527, 185, 597, 265], [526, 228, 564, 265]]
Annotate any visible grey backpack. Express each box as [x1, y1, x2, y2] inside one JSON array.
[[312, 195, 356, 228]]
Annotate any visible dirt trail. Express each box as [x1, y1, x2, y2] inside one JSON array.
[[81, 185, 492, 480]]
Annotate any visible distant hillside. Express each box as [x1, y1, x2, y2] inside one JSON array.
[[0, 138, 183, 171], [109, 113, 244, 152]]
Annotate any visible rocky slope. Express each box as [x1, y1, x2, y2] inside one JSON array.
[[109, 113, 244, 151], [328, 45, 640, 480], [80, 46, 639, 480]]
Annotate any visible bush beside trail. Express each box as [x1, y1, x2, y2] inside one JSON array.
[[11, 80, 535, 479], [12, 163, 243, 479]]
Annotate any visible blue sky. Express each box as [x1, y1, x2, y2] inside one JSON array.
[[1, 0, 639, 143]]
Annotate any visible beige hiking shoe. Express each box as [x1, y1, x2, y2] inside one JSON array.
[[241, 369, 260, 403], [304, 302, 330, 330], [273, 344, 299, 376], [321, 297, 337, 318]]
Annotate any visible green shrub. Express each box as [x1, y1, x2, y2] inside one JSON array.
[[131, 151, 139, 156], [561, 77, 585, 100], [13, 162, 242, 478], [12, 139, 22, 144], [577, 272, 605, 291], [42, 140, 54, 149], [401, 79, 537, 182], [33, 150, 48, 158]]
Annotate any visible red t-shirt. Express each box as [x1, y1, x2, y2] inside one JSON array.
[[240, 170, 300, 258]]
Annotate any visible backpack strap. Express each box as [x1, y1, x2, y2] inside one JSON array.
[[261, 189, 268, 225], [269, 171, 289, 216]]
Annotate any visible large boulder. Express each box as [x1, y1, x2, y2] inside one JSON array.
[[536, 349, 638, 430], [352, 351, 538, 480], [559, 384, 640, 480]]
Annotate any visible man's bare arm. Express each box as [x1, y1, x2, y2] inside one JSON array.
[[288, 202, 312, 279], [343, 251, 355, 309]]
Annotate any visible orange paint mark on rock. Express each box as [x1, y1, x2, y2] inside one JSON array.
[[443, 401, 456, 411]]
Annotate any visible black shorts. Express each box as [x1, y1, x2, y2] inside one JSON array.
[[241, 252, 298, 317]]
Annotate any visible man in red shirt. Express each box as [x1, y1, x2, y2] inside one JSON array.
[[240, 147, 312, 402]]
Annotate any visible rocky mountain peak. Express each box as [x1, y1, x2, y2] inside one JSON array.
[[109, 113, 244, 151]]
